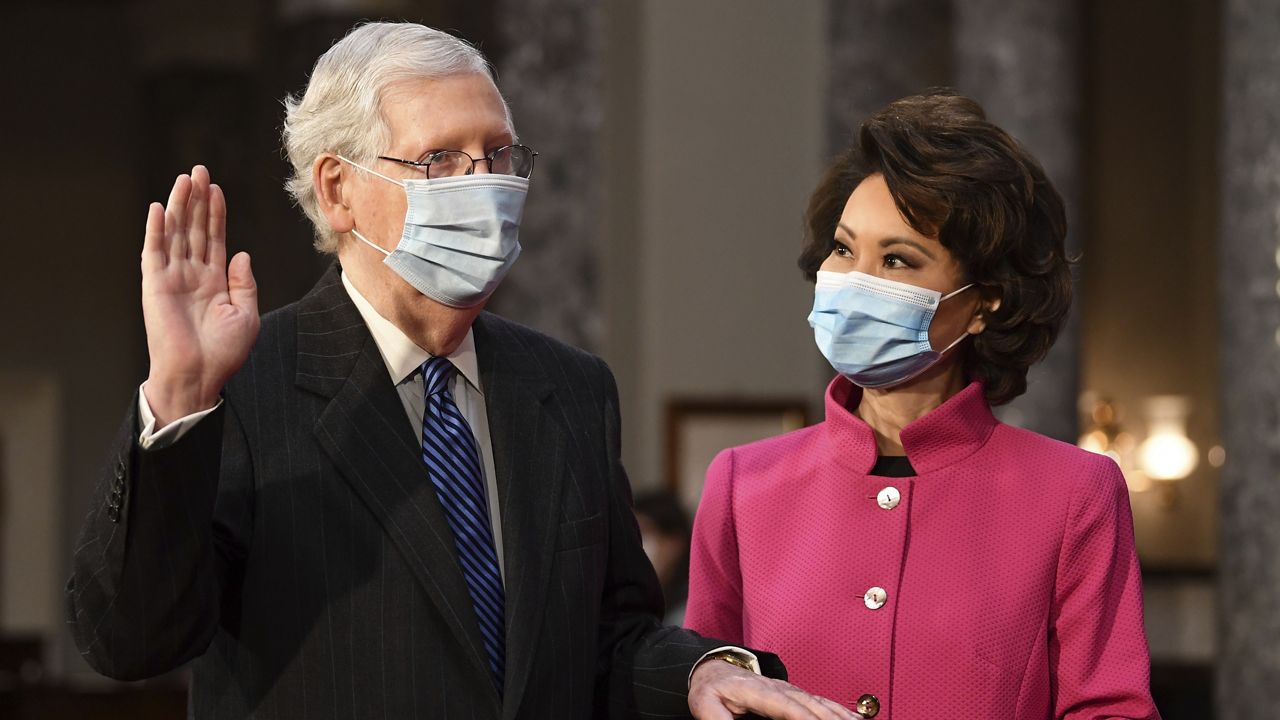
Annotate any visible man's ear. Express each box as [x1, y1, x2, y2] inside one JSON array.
[[314, 153, 354, 234], [967, 289, 1002, 336]]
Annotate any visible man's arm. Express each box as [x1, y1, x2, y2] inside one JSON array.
[[65, 397, 251, 679], [65, 165, 260, 680], [593, 360, 857, 720]]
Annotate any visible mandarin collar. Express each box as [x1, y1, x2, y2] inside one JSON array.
[[823, 376, 997, 475]]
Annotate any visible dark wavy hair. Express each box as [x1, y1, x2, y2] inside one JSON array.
[[799, 89, 1072, 406]]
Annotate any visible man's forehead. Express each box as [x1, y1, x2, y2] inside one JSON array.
[[380, 74, 513, 145]]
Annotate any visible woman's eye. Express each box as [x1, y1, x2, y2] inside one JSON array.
[[833, 243, 852, 257], [884, 253, 911, 269]]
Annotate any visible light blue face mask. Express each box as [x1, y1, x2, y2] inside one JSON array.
[[338, 156, 528, 308], [808, 270, 974, 389]]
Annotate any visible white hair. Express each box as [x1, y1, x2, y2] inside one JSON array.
[[281, 22, 511, 253]]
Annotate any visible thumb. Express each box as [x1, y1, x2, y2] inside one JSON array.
[[227, 251, 259, 315]]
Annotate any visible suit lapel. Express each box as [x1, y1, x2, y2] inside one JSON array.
[[473, 314, 566, 720], [297, 266, 499, 712]]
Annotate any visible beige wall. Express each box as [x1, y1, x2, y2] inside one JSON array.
[[602, 0, 832, 492], [0, 374, 61, 649], [1083, 0, 1220, 569]]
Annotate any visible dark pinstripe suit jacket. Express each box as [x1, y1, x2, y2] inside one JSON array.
[[67, 265, 783, 719]]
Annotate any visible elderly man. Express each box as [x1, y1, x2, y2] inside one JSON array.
[[66, 21, 855, 720]]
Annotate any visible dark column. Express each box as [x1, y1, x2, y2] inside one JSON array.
[[1217, 0, 1280, 714], [487, 0, 603, 350], [827, 0, 952, 155], [953, 0, 1082, 442]]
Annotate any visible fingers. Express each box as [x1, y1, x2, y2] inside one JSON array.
[[767, 690, 856, 720], [188, 165, 210, 263], [227, 252, 258, 317], [747, 690, 823, 720], [207, 183, 227, 269], [694, 674, 858, 720], [142, 202, 167, 271], [152, 167, 223, 267], [164, 173, 192, 259], [791, 692, 860, 720], [819, 697, 861, 720], [696, 678, 820, 720]]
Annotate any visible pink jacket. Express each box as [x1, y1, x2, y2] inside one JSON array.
[[686, 378, 1159, 719]]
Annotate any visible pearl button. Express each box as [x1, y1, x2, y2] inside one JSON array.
[[864, 586, 887, 610], [876, 486, 901, 510]]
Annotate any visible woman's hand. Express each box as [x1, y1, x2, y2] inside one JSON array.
[[141, 165, 259, 428]]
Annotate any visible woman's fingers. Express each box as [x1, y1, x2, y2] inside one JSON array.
[[164, 173, 192, 259], [188, 165, 210, 263]]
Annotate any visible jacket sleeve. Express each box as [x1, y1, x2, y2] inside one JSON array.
[[1049, 454, 1161, 720], [591, 361, 783, 720], [683, 448, 746, 644], [65, 391, 253, 681]]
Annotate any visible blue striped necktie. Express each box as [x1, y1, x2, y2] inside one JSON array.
[[419, 356, 505, 691]]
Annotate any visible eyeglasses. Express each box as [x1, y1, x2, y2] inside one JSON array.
[[378, 144, 538, 180]]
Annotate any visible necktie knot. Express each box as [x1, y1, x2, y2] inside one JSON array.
[[421, 356, 457, 398]]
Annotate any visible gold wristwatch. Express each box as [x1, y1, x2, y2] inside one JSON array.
[[706, 650, 756, 671]]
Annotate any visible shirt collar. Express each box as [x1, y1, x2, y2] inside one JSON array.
[[340, 270, 482, 393]]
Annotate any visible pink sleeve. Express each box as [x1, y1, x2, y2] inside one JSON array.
[[684, 448, 745, 643], [1050, 455, 1161, 720]]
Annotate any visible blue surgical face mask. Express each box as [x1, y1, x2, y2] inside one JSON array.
[[337, 156, 528, 308], [808, 270, 974, 389]]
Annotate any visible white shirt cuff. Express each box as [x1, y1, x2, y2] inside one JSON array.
[[688, 645, 761, 687], [138, 383, 221, 450]]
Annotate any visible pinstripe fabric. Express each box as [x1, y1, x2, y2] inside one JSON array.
[[66, 264, 784, 720], [419, 357, 505, 688]]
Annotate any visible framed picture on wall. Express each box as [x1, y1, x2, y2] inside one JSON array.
[[664, 399, 809, 516]]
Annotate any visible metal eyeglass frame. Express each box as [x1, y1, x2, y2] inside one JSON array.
[[377, 144, 538, 179]]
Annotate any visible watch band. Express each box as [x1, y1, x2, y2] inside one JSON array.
[[688, 645, 763, 688], [708, 650, 756, 671]]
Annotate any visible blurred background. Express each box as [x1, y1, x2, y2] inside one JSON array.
[[1, 0, 1276, 717]]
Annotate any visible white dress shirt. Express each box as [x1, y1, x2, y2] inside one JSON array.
[[137, 271, 505, 581]]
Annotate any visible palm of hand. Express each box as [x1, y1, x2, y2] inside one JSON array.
[[141, 166, 259, 424]]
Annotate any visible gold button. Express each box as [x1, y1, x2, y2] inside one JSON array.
[[876, 486, 901, 510], [864, 586, 887, 610], [856, 693, 880, 717]]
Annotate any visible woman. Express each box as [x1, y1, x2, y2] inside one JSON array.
[[684, 90, 1160, 719]]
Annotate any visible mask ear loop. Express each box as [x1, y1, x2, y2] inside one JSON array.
[[350, 229, 391, 257], [335, 155, 407, 187], [335, 155, 404, 256], [940, 283, 975, 302], [934, 283, 979, 355], [938, 330, 970, 355]]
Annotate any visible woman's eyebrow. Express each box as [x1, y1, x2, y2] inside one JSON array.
[[879, 236, 936, 259], [837, 223, 937, 259]]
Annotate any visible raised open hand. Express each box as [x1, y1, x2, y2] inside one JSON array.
[[141, 165, 259, 428]]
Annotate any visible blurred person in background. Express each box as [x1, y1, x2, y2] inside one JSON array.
[[685, 90, 1160, 720]]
